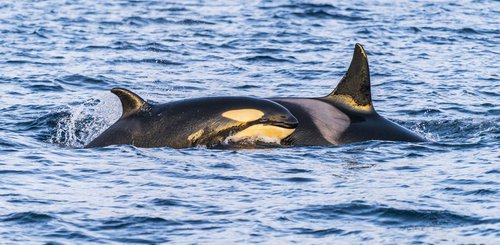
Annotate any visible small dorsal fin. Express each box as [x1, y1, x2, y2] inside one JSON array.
[[111, 88, 150, 118], [327, 43, 374, 113]]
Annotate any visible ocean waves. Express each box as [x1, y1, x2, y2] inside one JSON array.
[[0, 0, 498, 243]]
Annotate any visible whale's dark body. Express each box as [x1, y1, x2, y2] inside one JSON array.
[[85, 43, 424, 149], [85, 90, 298, 148], [270, 43, 425, 145]]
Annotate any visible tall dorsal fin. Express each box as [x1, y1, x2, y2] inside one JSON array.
[[327, 43, 374, 113], [111, 87, 151, 118]]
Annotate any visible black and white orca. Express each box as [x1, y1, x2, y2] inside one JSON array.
[[85, 43, 424, 149], [271, 43, 425, 145], [85, 89, 298, 148]]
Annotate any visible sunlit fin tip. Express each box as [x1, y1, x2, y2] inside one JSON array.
[[111, 87, 150, 118], [327, 43, 374, 112]]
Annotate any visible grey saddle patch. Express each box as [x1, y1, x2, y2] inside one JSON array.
[[275, 99, 350, 144]]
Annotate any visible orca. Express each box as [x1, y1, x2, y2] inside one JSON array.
[[270, 43, 426, 145], [85, 88, 298, 148]]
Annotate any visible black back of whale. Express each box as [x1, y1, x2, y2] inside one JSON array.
[[270, 43, 425, 145], [86, 43, 424, 149], [85, 94, 298, 148]]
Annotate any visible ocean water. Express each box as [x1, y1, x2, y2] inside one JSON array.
[[0, 0, 499, 243]]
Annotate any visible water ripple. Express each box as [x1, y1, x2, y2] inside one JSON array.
[[0, 0, 498, 243], [1, 212, 55, 224], [290, 201, 489, 228]]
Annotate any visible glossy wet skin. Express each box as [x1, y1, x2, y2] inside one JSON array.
[[271, 97, 424, 146], [86, 44, 425, 149], [268, 43, 425, 146], [85, 96, 298, 149]]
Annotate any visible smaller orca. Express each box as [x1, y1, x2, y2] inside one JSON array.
[[85, 88, 298, 149], [270, 43, 426, 145]]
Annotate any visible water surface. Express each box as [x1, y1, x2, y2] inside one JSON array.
[[0, 0, 498, 243]]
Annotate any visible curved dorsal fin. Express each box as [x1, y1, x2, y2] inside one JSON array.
[[111, 87, 150, 118], [327, 43, 374, 113]]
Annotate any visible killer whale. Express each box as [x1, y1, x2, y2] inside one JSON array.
[[85, 88, 298, 148], [85, 43, 424, 149], [271, 43, 425, 145]]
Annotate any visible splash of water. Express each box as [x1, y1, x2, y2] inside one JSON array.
[[413, 122, 439, 142], [223, 134, 283, 147], [50, 93, 121, 147]]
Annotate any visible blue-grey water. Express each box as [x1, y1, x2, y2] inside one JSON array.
[[0, 0, 499, 244]]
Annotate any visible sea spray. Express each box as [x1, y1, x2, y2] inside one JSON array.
[[50, 93, 120, 147]]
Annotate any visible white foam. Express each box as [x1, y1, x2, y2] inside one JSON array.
[[50, 93, 121, 147], [224, 134, 282, 146]]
